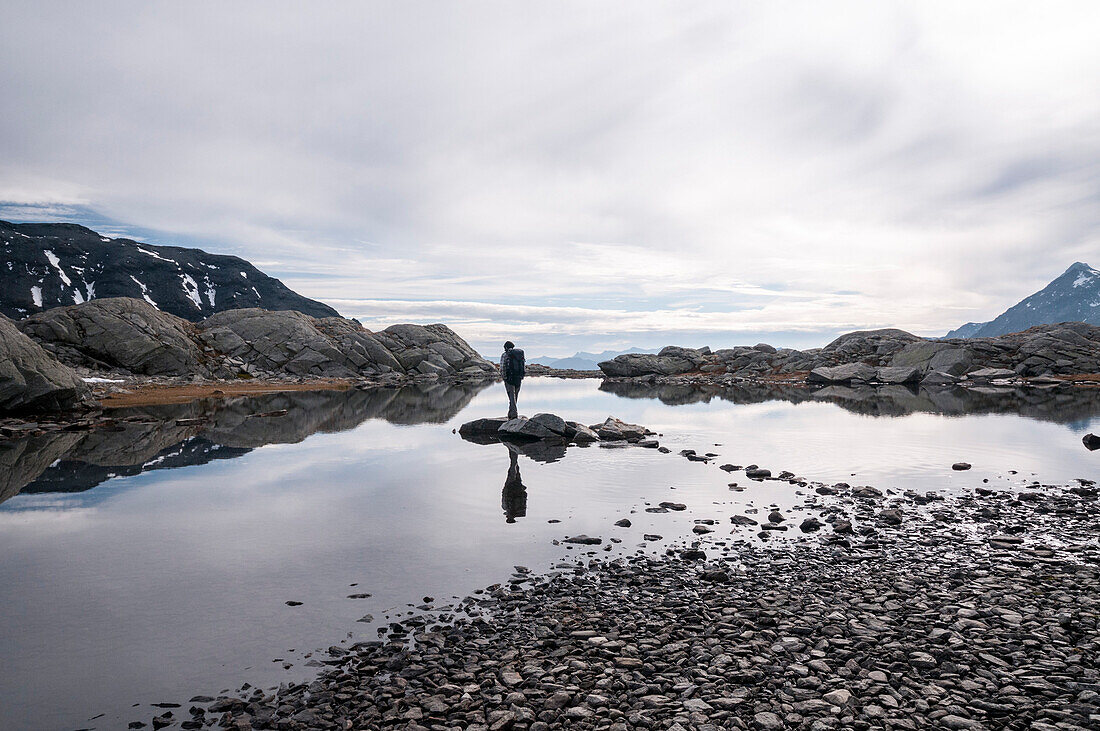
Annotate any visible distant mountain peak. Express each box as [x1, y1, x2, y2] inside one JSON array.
[[1067, 261, 1100, 287], [946, 262, 1100, 338], [530, 347, 646, 371]]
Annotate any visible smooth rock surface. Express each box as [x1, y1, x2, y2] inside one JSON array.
[[0, 315, 89, 412], [807, 362, 878, 384], [20, 297, 208, 376], [18, 297, 495, 380]]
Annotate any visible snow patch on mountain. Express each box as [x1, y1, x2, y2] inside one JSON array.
[[1073, 267, 1098, 287], [129, 275, 157, 306], [43, 250, 72, 286], [180, 274, 202, 308], [137, 246, 175, 264]]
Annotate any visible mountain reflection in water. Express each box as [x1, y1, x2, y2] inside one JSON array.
[[0, 381, 490, 506], [7, 378, 1100, 510], [599, 380, 1100, 424]]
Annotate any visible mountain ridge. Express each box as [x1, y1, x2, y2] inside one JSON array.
[[530, 348, 647, 371], [945, 262, 1100, 338], [0, 220, 339, 321]]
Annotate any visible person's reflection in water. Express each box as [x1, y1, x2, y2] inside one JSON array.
[[502, 447, 528, 523]]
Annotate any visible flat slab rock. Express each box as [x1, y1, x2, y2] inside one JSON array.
[[457, 417, 511, 437]]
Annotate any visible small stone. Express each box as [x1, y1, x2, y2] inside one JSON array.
[[753, 711, 784, 730], [909, 651, 937, 668], [878, 508, 903, 526]]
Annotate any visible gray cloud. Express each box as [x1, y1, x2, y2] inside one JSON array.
[[2, 1, 1099, 354]]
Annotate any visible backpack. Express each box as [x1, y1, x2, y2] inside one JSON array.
[[504, 348, 526, 383]]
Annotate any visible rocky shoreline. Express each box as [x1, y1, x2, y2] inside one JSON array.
[[597, 325, 1100, 387], [7, 299, 1100, 424], [0, 296, 498, 417], [142, 451, 1100, 731]]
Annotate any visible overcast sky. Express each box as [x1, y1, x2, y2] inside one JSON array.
[[2, 2, 1099, 355]]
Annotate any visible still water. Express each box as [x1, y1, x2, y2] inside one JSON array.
[[1, 378, 1098, 729]]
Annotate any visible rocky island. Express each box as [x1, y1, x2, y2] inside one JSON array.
[[597, 324, 1100, 387]]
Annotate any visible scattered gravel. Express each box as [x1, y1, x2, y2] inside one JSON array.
[[164, 474, 1100, 731]]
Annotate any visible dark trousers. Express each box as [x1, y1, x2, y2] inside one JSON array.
[[505, 381, 521, 419]]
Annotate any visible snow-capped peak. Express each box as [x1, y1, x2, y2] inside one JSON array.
[[1068, 262, 1100, 288]]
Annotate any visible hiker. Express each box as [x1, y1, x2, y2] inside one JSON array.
[[500, 340, 525, 419]]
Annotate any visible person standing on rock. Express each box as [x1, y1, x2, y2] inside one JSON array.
[[500, 340, 525, 419]]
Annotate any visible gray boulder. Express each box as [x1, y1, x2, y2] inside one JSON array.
[[0, 315, 90, 412], [888, 341, 950, 371], [875, 366, 921, 384], [528, 412, 570, 436], [592, 417, 649, 441], [599, 352, 697, 377], [929, 348, 974, 376], [808, 363, 878, 384], [565, 421, 600, 443], [458, 417, 511, 437], [887, 342, 973, 375], [498, 416, 560, 440], [921, 370, 959, 386], [19, 297, 208, 376]]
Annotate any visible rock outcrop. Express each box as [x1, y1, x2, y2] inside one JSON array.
[[200, 309, 376, 378], [371, 323, 496, 377], [602, 377, 1100, 424], [600, 323, 1100, 381], [598, 346, 711, 377], [0, 315, 90, 412], [20, 297, 209, 376], [17, 297, 495, 381]]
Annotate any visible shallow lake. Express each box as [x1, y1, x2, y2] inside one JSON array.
[[1, 378, 1098, 729]]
